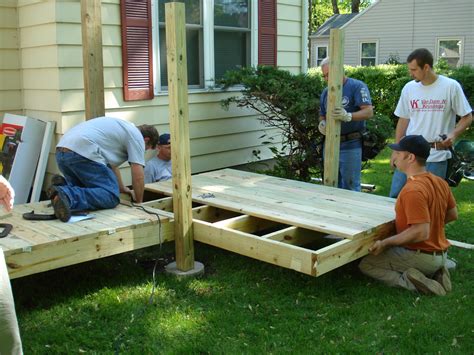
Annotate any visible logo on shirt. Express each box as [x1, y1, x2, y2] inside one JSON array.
[[342, 96, 349, 107], [360, 88, 370, 103], [410, 99, 446, 112]]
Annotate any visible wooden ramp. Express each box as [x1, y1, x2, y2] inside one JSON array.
[[146, 169, 396, 277], [0, 202, 174, 279]]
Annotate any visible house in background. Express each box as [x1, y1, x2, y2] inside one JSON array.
[[0, 0, 309, 188], [309, 0, 474, 68]]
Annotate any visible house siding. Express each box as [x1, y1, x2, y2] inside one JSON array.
[[0, 0, 22, 116], [10, 0, 304, 188], [310, 0, 474, 67], [277, 1, 304, 73]]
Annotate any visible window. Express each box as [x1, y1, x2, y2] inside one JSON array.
[[154, 0, 257, 92], [438, 38, 463, 67], [315, 45, 327, 67], [121, 0, 275, 100], [360, 41, 377, 66]]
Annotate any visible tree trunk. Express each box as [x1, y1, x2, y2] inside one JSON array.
[[352, 0, 360, 13], [331, 0, 339, 14]]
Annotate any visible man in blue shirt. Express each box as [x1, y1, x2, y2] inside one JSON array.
[[145, 133, 172, 183], [319, 57, 373, 191]]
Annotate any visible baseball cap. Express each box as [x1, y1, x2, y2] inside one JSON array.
[[388, 135, 430, 160], [158, 133, 170, 145]]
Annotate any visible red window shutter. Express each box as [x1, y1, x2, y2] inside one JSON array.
[[258, 0, 277, 66], [120, 0, 154, 101]]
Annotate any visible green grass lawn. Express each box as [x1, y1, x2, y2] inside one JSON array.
[[12, 147, 474, 354]]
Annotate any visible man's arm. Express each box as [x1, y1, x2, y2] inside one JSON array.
[[112, 166, 128, 194], [350, 104, 373, 121], [390, 117, 410, 167], [445, 207, 458, 224], [368, 222, 430, 256], [130, 163, 145, 203], [442, 112, 473, 148]]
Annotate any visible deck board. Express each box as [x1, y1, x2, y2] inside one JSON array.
[[146, 169, 396, 239], [0, 201, 174, 278]]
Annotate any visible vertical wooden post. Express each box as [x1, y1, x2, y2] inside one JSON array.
[[323, 29, 344, 187], [165, 2, 195, 271], [81, 0, 105, 120]]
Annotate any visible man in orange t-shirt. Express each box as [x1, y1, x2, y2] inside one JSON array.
[[359, 135, 458, 296]]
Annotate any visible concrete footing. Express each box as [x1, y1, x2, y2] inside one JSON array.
[[165, 261, 205, 278]]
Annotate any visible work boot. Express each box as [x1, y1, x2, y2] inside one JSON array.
[[406, 268, 446, 296], [433, 266, 452, 292], [49, 186, 71, 222], [51, 174, 67, 186]]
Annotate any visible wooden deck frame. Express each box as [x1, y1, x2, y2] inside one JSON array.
[[2, 193, 394, 279]]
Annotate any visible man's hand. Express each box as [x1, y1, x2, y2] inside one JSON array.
[[0, 175, 14, 211], [440, 133, 455, 149], [318, 120, 326, 135], [332, 107, 352, 122], [390, 151, 397, 169], [368, 240, 387, 256]]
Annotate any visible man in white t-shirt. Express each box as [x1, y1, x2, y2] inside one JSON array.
[[389, 48, 473, 198], [49, 117, 159, 222], [145, 133, 172, 184]]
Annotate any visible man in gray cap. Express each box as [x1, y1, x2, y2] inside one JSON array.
[[144, 133, 172, 184], [359, 135, 458, 296]]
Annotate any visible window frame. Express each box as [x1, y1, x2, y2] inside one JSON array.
[[152, 0, 258, 95], [436, 37, 463, 67], [314, 45, 328, 67], [359, 40, 378, 67]]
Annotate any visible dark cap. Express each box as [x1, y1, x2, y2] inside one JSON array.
[[388, 135, 430, 159], [158, 133, 170, 145]]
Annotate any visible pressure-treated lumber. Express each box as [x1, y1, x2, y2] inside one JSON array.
[[146, 169, 395, 239], [1, 202, 173, 279], [81, 0, 105, 119], [194, 220, 317, 276], [165, 2, 195, 271], [323, 29, 344, 187]]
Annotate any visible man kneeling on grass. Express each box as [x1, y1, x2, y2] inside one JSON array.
[[359, 135, 457, 296]]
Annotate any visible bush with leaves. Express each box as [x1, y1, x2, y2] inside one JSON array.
[[219, 66, 394, 181], [220, 66, 325, 181]]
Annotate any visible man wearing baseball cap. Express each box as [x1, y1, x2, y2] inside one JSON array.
[[144, 133, 172, 184], [359, 135, 458, 296]]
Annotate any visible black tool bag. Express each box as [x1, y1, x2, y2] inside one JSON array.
[[361, 129, 382, 161], [446, 147, 466, 187]]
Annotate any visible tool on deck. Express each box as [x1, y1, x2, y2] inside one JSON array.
[[22, 210, 89, 221], [0, 223, 13, 238]]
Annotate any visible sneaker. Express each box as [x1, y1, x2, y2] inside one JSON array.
[[51, 174, 67, 186], [50, 187, 71, 222], [406, 268, 446, 296], [433, 266, 452, 292]]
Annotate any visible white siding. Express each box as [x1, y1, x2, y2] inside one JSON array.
[[310, 0, 474, 67], [344, 0, 474, 66], [9, 0, 306, 187], [0, 1, 22, 117]]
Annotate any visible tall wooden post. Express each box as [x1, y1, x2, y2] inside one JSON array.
[[323, 29, 344, 187], [81, 0, 105, 120], [165, 2, 195, 271]]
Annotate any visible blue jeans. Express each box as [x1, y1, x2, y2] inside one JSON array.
[[324, 139, 362, 191], [55, 151, 120, 211], [389, 160, 448, 198]]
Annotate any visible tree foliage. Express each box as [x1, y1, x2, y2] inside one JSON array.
[[311, 0, 372, 32]]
